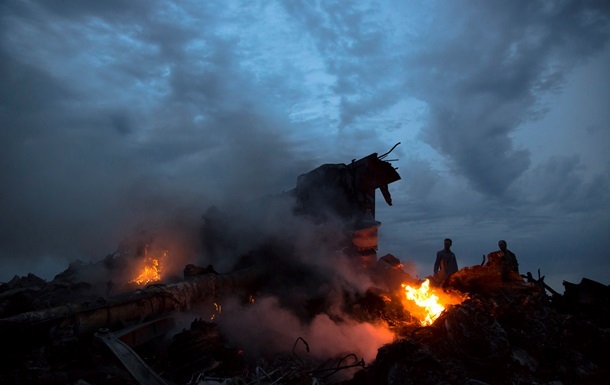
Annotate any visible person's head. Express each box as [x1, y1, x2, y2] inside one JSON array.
[[444, 238, 452, 250], [498, 240, 507, 251]]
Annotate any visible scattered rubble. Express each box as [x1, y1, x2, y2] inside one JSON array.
[[349, 271, 610, 385], [2, 258, 609, 385]]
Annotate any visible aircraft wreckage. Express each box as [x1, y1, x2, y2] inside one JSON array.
[[1, 145, 609, 385]]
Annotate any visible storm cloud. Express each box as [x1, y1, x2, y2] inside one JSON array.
[[1, 0, 609, 289]]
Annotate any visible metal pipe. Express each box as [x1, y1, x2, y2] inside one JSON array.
[[0, 268, 261, 341]]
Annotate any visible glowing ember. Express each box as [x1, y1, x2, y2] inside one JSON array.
[[129, 258, 161, 285], [401, 279, 465, 326], [211, 302, 222, 320]]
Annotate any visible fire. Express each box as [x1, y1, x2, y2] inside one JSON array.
[[401, 279, 465, 326], [129, 258, 161, 285], [211, 302, 222, 320]]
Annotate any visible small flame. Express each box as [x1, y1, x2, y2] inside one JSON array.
[[401, 279, 465, 326], [129, 258, 161, 285], [211, 302, 222, 320]]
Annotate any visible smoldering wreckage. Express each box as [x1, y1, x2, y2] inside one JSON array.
[[1, 145, 609, 385]]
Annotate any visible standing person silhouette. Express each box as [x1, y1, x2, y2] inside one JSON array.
[[433, 238, 458, 286], [486, 239, 520, 281]]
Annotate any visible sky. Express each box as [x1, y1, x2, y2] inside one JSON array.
[[1, 0, 609, 291]]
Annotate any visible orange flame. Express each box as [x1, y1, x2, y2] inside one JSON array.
[[401, 279, 465, 326], [211, 302, 222, 320], [129, 258, 161, 285]]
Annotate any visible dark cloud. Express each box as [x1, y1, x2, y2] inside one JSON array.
[[0, 0, 608, 292], [517, 155, 610, 214], [282, 1, 402, 130], [0, 1, 307, 280], [31, 0, 153, 19], [407, 0, 610, 196]]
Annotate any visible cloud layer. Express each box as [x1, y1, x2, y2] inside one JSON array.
[[1, 1, 609, 289]]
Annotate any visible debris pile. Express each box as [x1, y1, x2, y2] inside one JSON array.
[[349, 270, 610, 385], [1, 256, 609, 385]]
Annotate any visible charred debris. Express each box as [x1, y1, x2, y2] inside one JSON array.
[[1, 146, 609, 385]]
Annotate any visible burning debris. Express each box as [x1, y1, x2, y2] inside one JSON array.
[[129, 255, 163, 286], [2, 259, 608, 385], [350, 274, 610, 385], [1, 147, 609, 385], [401, 279, 467, 327]]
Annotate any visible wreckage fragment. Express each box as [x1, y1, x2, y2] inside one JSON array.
[[0, 273, 47, 317], [0, 267, 262, 354], [94, 327, 169, 385], [0, 265, 267, 385], [560, 277, 610, 325], [293, 150, 401, 269], [293, 151, 401, 222]]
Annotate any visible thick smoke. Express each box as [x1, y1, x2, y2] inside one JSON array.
[[194, 183, 400, 363], [0, 0, 313, 282], [216, 296, 394, 364]]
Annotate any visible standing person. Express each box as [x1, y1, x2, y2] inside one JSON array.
[[433, 238, 458, 286], [486, 239, 520, 281]]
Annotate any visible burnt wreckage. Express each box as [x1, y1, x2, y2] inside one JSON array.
[[292, 144, 402, 267], [1, 145, 609, 385], [200, 144, 402, 272]]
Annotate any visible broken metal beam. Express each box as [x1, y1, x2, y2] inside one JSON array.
[[0, 268, 262, 343], [94, 327, 169, 385]]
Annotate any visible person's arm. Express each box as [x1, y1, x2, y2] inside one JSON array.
[[433, 252, 441, 274]]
